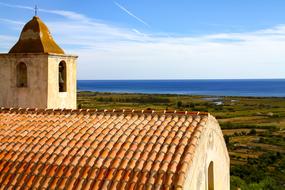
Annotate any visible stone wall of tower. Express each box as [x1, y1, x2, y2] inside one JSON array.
[[0, 53, 77, 109], [47, 54, 77, 109], [0, 53, 48, 108]]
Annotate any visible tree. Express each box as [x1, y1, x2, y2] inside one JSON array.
[[176, 101, 182, 108], [224, 135, 230, 145]]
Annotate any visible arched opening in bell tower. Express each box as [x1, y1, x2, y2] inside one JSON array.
[[59, 61, 67, 92], [16, 62, 28, 88]]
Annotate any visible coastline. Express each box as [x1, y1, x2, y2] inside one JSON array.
[[77, 79, 285, 98], [78, 90, 285, 98]]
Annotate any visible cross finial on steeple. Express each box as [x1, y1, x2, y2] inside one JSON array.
[[35, 5, 38, 16]]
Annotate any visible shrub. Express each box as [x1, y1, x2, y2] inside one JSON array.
[[224, 135, 230, 144], [176, 101, 182, 108], [249, 129, 257, 135], [230, 176, 247, 190]]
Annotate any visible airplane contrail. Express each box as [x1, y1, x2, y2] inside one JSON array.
[[114, 1, 150, 27]]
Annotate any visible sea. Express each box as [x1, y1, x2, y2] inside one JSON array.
[[77, 79, 285, 97]]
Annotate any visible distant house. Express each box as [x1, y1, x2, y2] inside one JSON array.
[[0, 16, 230, 190]]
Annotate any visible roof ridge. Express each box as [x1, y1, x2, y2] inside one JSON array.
[[0, 107, 209, 116], [34, 16, 45, 53]]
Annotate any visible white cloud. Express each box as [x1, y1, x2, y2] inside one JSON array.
[[0, 18, 24, 25], [40, 9, 90, 21], [71, 25, 285, 79], [0, 2, 91, 22], [0, 35, 17, 51], [0, 2, 33, 11], [0, 2, 284, 79]]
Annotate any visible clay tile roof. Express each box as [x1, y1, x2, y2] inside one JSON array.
[[9, 16, 64, 54], [0, 108, 209, 189]]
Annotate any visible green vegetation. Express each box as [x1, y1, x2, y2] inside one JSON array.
[[78, 91, 285, 189]]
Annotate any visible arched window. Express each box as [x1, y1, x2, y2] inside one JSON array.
[[208, 161, 214, 190], [16, 62, 28, 88], [59, 61, 67, 92]]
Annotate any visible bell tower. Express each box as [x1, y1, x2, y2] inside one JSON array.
[[0, 16, 78, 109]]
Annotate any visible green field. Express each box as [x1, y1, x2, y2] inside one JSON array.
[[78, 91, 285, 190]]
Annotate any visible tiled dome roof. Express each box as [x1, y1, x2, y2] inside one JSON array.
[[0, 108, 209, 189], [9, 16, 64, 54]]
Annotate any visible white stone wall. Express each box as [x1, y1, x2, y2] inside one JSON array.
[[0, 54, 48, 108], [183, 115, 230, 190], [47, 54, 77, 109], [0, 53, 77, 109]]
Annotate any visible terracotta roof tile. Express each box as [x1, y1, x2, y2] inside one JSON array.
[[0, 108, 209, 189]]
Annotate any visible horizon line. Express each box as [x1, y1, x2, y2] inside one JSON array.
[[77, 78, 285, 81]]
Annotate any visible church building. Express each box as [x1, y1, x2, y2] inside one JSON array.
[[0, 16, 230, 190]]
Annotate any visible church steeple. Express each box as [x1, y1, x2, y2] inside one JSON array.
[[0, 16, 77, 109], [9, 16, 64, 54]]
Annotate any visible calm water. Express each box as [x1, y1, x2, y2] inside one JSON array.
[[77, 79, 285, 97]]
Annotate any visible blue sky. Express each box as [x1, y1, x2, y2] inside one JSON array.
[[0, 0, 285, 79]]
